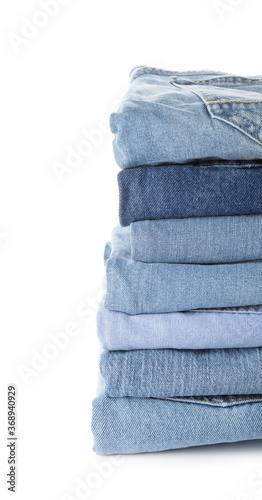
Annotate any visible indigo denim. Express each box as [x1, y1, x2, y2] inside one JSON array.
[[92, 391, 262, 454], [110, 67, 262, 168], [130, 216, 262, 264], [100, 348, 262, 398], [97, 304, 262, 350], [104, 226, 262, 314], [118, 165, 262, 226]]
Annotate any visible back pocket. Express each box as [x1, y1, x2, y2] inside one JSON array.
[[170, 75, 262, 146]]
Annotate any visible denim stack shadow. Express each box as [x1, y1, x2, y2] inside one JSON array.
[[92, 66, 262, 455]]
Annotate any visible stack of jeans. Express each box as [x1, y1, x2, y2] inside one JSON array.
[[92, 67, 262, 455]]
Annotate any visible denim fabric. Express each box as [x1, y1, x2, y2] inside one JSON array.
[[97, 304, 262, 350], [104, 226, 262, 314], [130, 216, 262, 264], [118, 165, 262, 226], [100, 348, 262, 398], [110, 67, 262, 168], [92, 391, 262, 454]]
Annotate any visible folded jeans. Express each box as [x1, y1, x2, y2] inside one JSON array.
[[100, 348, 262, 398], [111, 66, 262, 168], [118, 165, 262, 226], [130, 215, 262, 264], [92, 391, 262, 454], [104, 226, 262, 314], [98, 303, 262, 350]]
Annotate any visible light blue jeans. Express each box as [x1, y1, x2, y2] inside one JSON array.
[[110, 66, 262, 168], [130, 215, 262, 264], [100, 348, 262, 398], [104, 226, 262, 314], [92, 389, 262, 454], [98, 304, 262, 350]]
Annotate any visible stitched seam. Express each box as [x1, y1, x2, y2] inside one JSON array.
[[134, 68, 219, 76], [196, 398, 262, 405], [172, 76, 262, 85], [199, 310, 262, 315], [165, 396, 262, 406], [132, 68, 195, 80], [208, 99, 262, 104], [131, 67, 225, 81], [209, 93, 219, 102], [136, 69, 180, 77], [208, 105, 262, 141], [217, 104, 262, 131]]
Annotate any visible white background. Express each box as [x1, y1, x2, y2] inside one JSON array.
[[1, 0, 262, 499]]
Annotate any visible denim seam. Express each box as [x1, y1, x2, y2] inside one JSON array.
[[161, 397, 262, 407], [130, 67, 225, 81], [198, 311, 262, 315], [182, 398, 262, 405], [170, 83, 262, 142], [208, 99, 262, 104], [216, 104, 262, 131], [171, 76, 262, 85], [208, 103, 262, 142]]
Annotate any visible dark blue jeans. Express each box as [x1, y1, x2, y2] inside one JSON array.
[[118, 163, 262, 226]]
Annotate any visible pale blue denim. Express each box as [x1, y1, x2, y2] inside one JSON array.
[[104, 226, 262, 314], [92, 390, 262, 454], [97, 304, 262, 350], [110, 67, 262, 168], [131, 216, 262, 264], [100, 348, 262, 398]]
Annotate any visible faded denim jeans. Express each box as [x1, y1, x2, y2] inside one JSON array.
[[92, 384, 262, 454], [98, 304, 262, 350], [110, 66, 262, 168], [100, 347, 262, 398], [104, 226, 262, 314], [130, 216, 262, 264]]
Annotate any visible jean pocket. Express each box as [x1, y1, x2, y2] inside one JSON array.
[[170, 75, 262, 146], [159, 395, 262, 407]]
